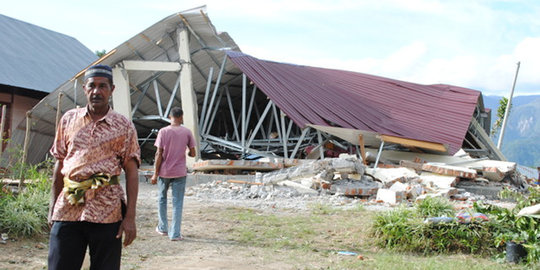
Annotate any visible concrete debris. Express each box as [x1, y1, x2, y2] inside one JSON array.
[[517, 203, 540, 216], [399, 160, 424, 172], [389, 181, 408, 192], [261, 157, 363, 185], [193, 159, 284, 172], [329, 178, 379, 196], [366, 167, 418, 187], [277, 180, 319, 195], [421, 163, 477, 179], [376, 189, 404, 204], [418, 173, 459, 189], [184, 149, 536, 209]]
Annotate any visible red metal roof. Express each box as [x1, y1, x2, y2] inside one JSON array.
[[227, 51, 480, 154]]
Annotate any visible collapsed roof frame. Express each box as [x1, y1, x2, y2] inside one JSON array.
[[4, 6, 504, 167]]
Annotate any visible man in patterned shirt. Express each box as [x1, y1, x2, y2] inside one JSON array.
[[48, 64, 141, 270]]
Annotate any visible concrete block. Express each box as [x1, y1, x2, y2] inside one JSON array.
[[419, 172, 459, 189], [422, 163, 477, 179], [331, 157, 365, 174], [435, 188, 458, 198], [389, 181, 408, 192], [369, 167, 418, 188], [376, 188, 404, 204], [330, 179, 379, 196], [480, 161, 516, 181]]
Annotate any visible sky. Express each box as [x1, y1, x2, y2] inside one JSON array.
[[3, 0, 540, 97]]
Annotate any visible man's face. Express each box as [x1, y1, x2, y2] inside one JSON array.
[[83, 77, 114, 110]]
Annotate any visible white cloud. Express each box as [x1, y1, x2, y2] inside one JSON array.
[[380, 42, 427, 74], [513, 37, 540, 84]]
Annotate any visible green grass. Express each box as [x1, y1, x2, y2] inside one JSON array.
[[216, 202, 533, 269]]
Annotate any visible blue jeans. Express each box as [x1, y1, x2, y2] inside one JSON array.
[[157, 176, 186, 239]]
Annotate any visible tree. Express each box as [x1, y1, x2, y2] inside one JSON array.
[[95, 49, 107, 57], [491, 97, 509, 136]]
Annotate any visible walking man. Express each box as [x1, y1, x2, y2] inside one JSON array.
[[48, 64, 141, 270], [151, 107, 196, 241]]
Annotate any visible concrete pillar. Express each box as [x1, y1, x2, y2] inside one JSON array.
[[112, 67, 132, 120], [178, 27, 201, 163]]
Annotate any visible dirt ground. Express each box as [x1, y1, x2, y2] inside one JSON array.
[[0, 179, 313, 270]]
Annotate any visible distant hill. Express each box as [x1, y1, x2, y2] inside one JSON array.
[[483, 95, 540, 167]]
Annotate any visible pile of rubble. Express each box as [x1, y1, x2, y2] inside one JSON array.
[[188, 151, 537, 210]]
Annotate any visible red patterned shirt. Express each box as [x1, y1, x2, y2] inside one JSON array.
[[50, 106, 140, 223]]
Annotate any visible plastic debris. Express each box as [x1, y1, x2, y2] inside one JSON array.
[[424, 217, 455, 224], [337, 251, 358, 256], [456, 211, 489, 223]]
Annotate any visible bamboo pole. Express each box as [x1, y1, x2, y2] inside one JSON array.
[[358, 134, 367, 165], [19, 111, 32, 189], [56, 92, 63, 128], [0, 105, 6, 156]]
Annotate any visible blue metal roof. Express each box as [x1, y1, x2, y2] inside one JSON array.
[[0, 14, 97, 93]]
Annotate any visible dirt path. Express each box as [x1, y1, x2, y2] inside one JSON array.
[[0, 180, 296, 270]]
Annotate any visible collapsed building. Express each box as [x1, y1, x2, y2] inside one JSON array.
[[6, 6, 503, 170]]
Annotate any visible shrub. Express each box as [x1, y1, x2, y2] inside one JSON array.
[[371, 207, 425, 251], [474, 186, 540, 264], [416, 196, 455, 218], [0, 157, 52, 237]]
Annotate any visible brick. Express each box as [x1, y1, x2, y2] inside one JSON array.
[[421, 163, 477, 179]]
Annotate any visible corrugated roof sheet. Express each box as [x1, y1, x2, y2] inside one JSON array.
[[0, 14, 97, 93], [227, 51, 481, 154]]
